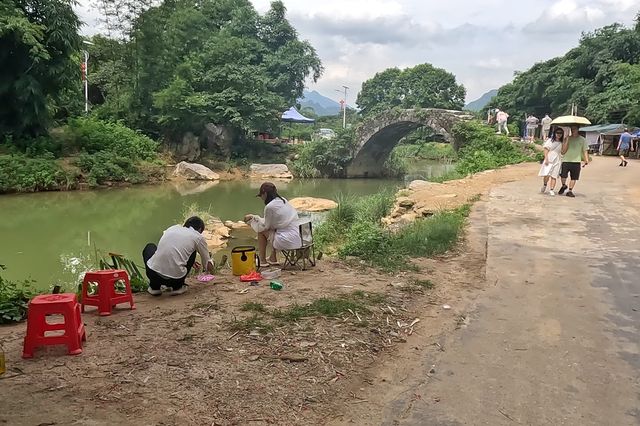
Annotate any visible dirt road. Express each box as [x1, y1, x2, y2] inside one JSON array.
[[339, 156, 640, 425]]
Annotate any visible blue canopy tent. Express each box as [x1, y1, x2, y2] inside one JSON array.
[[280, 107, 315, 142], [281, 107, 315, 123]]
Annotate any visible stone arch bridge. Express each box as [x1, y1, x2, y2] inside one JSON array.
[[345, 108, 474, 178]]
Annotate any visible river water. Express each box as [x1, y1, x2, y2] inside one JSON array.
[[0, 161, 453, 290]]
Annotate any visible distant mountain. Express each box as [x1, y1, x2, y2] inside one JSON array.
[[465, 89, 498, 112], [299, 90, 342, 116]]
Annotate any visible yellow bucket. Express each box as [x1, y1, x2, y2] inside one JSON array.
[[231, 246, 260, 276]]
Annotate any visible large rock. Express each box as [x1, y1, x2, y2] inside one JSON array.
[[397, 197, 415, 208], [408, 180, 441, 191], [289, 197, 338, 212], [224, 220, 249, 230], [173, 132, 201, 162], [201, 124, 235, 158], [203, 217, 231, 248], [173, 162, 220, 181], [249, 163, 293, 180]]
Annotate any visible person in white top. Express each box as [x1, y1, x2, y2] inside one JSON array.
[[541, 114, 553, 140], [538, 127, 564, 196], [496, 109, 509, 135], [143, 216, 214, 296], [244, 182, 300, 266], [526, 114, 539, 142]]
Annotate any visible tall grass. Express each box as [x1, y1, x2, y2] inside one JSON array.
[[354, 190, 395, 223], [315, 191, 395, 252], [392, 206, 469, 257], [317, 189, 472, 272]]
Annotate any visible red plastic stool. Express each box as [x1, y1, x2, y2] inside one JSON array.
[[81, 270, 136, 316], [22, 293, 86, 358]]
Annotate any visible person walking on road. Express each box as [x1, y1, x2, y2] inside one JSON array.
[[617, 129, 632, 167], [538, 127, 564, 195], [559, 125, 589, 198]]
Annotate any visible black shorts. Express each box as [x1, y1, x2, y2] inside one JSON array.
[[560, 162, 581, 180]]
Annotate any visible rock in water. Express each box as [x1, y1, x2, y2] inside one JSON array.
[[224, 220, 249, 230], [173, 162, 220, 181], [203, 217, 231, 247], [249, 164, 293, 179], [289, 197, 338, 212]]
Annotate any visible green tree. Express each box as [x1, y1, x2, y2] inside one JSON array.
[[0, 0, 81, 137], [357, 64, 466, 115], [90, 0, 322, 141]]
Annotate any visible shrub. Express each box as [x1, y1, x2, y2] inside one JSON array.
[[393, 142, 457, 161], [452, 121, 532, 175], [0, 265, 35, 324], [290, 128, 357, 178], [0, 154, 72, 193], [64, 117, 158, 161], [75, 152, 139, 186]]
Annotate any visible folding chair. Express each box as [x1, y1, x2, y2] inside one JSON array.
[[281, 219, 316, 270]]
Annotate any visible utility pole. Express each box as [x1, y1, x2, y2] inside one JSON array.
[[82, 40, 94, 114], [335, 86, 349, 129]]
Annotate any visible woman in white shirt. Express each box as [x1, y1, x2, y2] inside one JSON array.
[[244, 182, 300, 265], [538, 127, 564, 196]]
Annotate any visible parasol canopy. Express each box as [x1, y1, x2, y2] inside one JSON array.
[[550, 115, 591, 126]]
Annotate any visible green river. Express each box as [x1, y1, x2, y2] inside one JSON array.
[[0, 161, 453, 290]]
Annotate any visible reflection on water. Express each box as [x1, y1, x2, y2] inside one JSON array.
[[0, 163, 450, 290], [404, 159, 456, 183]]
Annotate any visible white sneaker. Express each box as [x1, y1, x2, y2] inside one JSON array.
[[147, 287, 162, 296], [548, 190, 555, 196], [169, 285, 188, 296], [540, 186, 546, 193]]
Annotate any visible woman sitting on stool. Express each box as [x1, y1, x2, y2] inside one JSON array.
[[244, 182, 300, 265]]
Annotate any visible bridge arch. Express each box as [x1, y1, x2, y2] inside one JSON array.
[[345, 108, 473, 178]]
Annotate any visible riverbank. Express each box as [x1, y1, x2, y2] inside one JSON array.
[[0, 162, 537, 425]]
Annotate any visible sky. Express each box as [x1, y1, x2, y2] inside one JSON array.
[[76, 0, 638, 105]]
